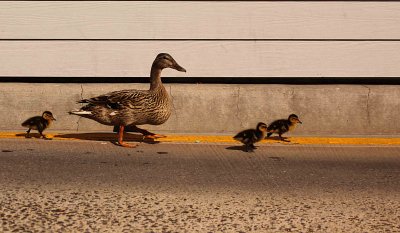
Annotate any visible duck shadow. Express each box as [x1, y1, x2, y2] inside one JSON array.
[[53, 133, 160, 144]]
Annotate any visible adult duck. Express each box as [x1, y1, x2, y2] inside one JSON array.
[[69, 53, 186, 147]]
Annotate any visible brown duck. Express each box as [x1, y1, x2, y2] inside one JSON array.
[[69, 53, 186, 147]]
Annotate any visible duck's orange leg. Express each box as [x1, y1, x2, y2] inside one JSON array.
[[117, 125, 138, 148], [128, 126, 166, 139], [115, 125, 166, 139]]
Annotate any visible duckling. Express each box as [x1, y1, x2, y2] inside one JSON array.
[[266, 114, 302, 141], [21, 111, 56, 139], [233, 122, 268, 152], [69, 53, 186, 148]]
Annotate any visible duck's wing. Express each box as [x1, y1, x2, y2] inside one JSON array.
[[267, 119, 284, 131], [233, 129, 256, 142], [78, 89, 148, 109]]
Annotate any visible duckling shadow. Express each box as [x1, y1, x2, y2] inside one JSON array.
[[265, 136, 290, 142], [226, 146, 249, 152], [54, 133, 160, 144], [16, 133, 41, 139]]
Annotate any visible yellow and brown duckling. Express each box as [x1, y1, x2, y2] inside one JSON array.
[[266, 114, 302, 141], [21, 111, 56, 139], [233, 122, 268, 152]]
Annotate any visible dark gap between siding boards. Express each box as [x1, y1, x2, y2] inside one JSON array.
[[1, 77, 400, 85]]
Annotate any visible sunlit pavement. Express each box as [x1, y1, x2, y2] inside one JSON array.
[[1, 139, 399, 232]]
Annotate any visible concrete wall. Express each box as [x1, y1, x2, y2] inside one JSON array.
[[1, 83, 399, 136]]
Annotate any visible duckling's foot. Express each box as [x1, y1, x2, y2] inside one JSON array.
[[25, 134, 32, 138], [245, 145, 255, 152]]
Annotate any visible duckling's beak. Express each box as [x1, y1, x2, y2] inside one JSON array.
[[52, 117, 57, 121], [298, 120, 302, 124], [173, 63, 186, 72]]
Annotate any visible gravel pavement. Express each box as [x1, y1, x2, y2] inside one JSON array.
[[0, 139, 399, 232]]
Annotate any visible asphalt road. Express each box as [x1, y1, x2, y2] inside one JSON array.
[[0, 139, 399, 232]]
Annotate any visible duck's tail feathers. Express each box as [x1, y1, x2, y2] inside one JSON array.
[[233, 134, 243, 141], [68, 110, 93, 116], [77, 99, 89, 104]]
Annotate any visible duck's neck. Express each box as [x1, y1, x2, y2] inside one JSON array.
[[149, 66, 164, 90], [256, 130, 266, 139]]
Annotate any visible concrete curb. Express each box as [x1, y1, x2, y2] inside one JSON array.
[[1, 83, 399, 135], [1, 132, 400, 146]]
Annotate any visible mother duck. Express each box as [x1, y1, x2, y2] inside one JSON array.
[[69, 53, 186, 147]]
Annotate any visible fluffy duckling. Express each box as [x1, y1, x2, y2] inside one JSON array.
[[233, 122, 268, 152], [266, 114, 302, 141], [21, 111, 56, 139]]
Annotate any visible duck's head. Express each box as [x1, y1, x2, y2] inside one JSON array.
[[42, 111, 56, 121], [288, 114, 302, 124], [257, 122, 268, 132], [153, 53, 186, 72]]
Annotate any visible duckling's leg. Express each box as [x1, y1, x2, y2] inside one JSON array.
[[245, 143, 255, 152], [279, 134, 290, 142], [25, 128, 32, 138], [117, 125, 138, 148], [39, 130, 51, 140]]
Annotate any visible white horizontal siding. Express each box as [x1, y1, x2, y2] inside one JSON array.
[[1, 41, 400, 77], [0, 1, 400, 39]]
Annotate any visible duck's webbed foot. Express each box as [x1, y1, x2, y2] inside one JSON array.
[[118, 141, 138, 148], [117, 126, 138, 148], [143, 134, 166, 139]]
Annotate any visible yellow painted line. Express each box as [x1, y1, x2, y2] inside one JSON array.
[[1, 132, 400, 145]]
